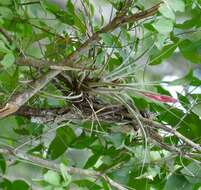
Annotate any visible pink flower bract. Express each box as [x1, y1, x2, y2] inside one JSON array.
[[141, 92, 177, 103]]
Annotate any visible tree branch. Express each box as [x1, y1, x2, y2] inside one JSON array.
[[15, 104, 201, 155], [16, 57, 95, 71], [0, 147, 128, 190], [140, 116, 201, 152], [0, 3, 161, 119]]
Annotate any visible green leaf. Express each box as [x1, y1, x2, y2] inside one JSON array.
[[84, 154, 100, 169], [0, 68, 18, 93], [71, 132, 96, 149], [153, 18, 174, 35], [0, 178, 12, 189], [159, 4, 175, 20], [170, 71, 201, 86], [106, 133, 124, 149], [164, 173, 192, 190], [154, 103, 201, 141], [66, 0, 74, 13], [0, 0, 12, 5], [43, 186, 52, 190], [66, 0, 86, 32], [181, 162, 201, 184], [0, 40, 10, 53], [192, 103, 201, 117], [100, 33, 114, 46], [95, 51, 105, 65], [168, 0, 185, 12], [0, 7, 13, 18], [74, 179, 102, 190], [28, 143, 44, 155], [43, 1, 74, 25], [101, 179, 111, 190], [14, 122, 44, 137], [0, 154, 6, 174], [48, 126, 76, 159], [1, 53, 15, 68], [13, 127, 29, 135], [54, 187, 65, 190], [150, 43, 178, 65], [179, 39, 201, 63], [12, 180, 30, 190], [44, 170, 61, 186], [155, 34, 167, 49], [15, 23, 33, 37]]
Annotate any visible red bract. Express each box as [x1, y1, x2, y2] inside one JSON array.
[[140, 92, 177, 103]]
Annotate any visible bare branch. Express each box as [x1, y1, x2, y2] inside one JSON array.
[[16, 57, 95, 71], [0, 147, 128, 190], [15, 104, 201, 154]]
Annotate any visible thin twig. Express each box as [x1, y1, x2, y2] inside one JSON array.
[[140, 116, 201, 152]]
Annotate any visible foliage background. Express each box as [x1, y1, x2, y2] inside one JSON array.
[[0, 0, 201, 190]]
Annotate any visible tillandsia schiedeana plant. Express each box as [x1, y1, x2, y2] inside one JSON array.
[[0, 0, 201, 189]]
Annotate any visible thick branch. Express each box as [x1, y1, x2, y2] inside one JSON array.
[[0, 70, 60, 118], [16, 57, 95, 71], [0, 147, 128, 190], [16, 104, 201, 154], [0, 3, 161, 119]]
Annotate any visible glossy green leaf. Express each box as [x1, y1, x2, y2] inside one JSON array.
[[0, 178, 12, 189], [179, 39, 201, 63], [12, 180, 30, 190], [84, 154, 99, 169], [48, 126, 76, 159], [71, 133, 96, 149]]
